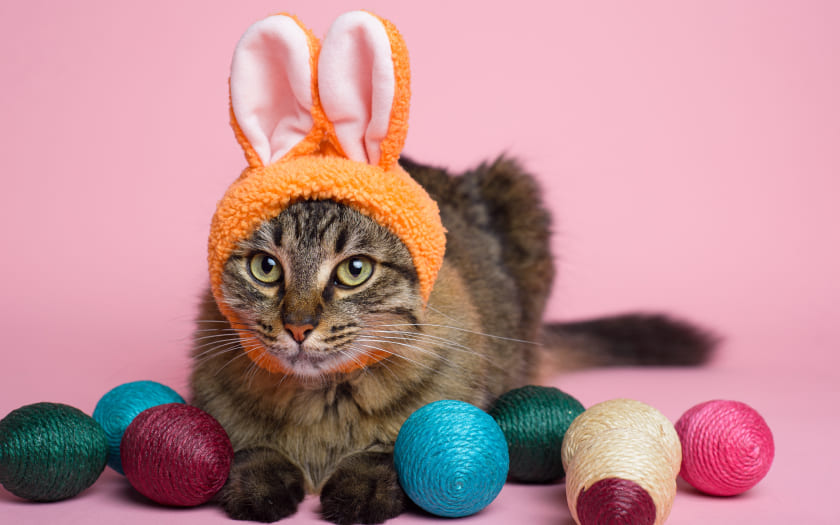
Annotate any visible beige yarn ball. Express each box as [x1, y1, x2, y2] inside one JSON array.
[[561, 399, 681, 525]]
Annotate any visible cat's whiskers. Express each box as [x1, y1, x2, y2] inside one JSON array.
[[263, 366, 292, 389], [335, 348, 372, 375], [193, 322, 264, 341], [424, 303, 462, 325], [192, 324, 263, 371], [365, 330, 480, 356], [374, 323, 540, 346], [358, 334, 498, 366], [191, 325, 296, 389], [212, 339, 263, 377], [364, 322, 504, 361], [192, 344, 244, 367], [192, 336, 248, 350], [350, 341, 445, 375], [194, 319, 261, 332], [244, 359, 266, 390], [366, 329, 472, 350], [192, 323, 260, 337], [364, 353, 402, 383], [192, 333, 250, 348], [356, 334, 457, 363], [364, 330, 506, 371], [192, 336, 250, 359]]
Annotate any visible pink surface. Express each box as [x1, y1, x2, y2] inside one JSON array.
[[1, 1, 838, 524]]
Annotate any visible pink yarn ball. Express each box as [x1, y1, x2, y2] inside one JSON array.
[[121, 403, 233, 506], [675, 400, 774, 496]]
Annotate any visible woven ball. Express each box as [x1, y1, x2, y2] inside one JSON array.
[[93, 380, 185, 474], [675, 399, 774, 496], [489, 385, 584, 483], [0, 402, 107, 502], [121, 403, 233, 507], [561, 399, 682, 525], [394, 400, 509, 518]]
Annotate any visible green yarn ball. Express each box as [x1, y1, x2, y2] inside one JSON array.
[[0, 402, 108, 501], [489, 385, 585, 483]]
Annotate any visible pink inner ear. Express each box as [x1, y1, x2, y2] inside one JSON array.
[[230, 16, 314, 166], [318, 11, 396, 166]]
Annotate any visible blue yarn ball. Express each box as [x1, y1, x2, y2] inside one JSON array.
[[394, 400, 509, 518], [92, 380, 185, 474]]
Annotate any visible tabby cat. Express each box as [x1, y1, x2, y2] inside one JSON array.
[[190, 157, 713, 524]]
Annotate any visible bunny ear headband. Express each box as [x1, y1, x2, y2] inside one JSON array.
[[208, 11, 446, 373]]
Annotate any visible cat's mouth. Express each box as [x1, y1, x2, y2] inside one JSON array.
[[265, 343, 336, 377], [260, 338, 391, 378], [287, 348, 326, 367]]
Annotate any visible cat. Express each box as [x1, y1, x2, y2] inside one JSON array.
[[190, 156, 714, 524]]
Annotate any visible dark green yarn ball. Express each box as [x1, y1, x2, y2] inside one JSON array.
[[488, 385, 585, 483], [0, 402, 108, 501]]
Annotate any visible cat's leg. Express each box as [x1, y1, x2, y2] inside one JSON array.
[[218, 447, 305, 523], [320, 451, 408, 525]]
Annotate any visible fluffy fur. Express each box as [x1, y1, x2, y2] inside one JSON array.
[[190, 157, 714, 524]]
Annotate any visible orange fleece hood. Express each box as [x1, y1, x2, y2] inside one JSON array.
[[207, 12, 446, 374]]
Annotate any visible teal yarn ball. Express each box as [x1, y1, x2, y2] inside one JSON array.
[[394, 400, 509, 518], [93, 380, 185, 474], [489, 385, 585, 483], [0, 402, 108, 502]]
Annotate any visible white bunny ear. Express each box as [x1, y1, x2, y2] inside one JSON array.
[[230, 15, 318, 166], [318, 11, 409, 168]]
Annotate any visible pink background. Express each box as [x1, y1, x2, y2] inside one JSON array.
[[1, 1, 838, 523]]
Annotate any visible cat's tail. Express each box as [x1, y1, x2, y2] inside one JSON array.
[[539, 313, 718, 370]]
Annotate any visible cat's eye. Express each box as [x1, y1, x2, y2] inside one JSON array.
[[249, 253, 282, 284], [334, 257, 374, 288]]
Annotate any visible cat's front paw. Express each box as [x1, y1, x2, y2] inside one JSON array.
[[218, 447, 305, 523], [320, 452, 408, 525]]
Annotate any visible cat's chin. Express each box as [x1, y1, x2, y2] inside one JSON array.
[[266, 345, 344, 378]]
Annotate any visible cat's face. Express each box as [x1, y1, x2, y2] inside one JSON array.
[[219, 200, 422, 378]]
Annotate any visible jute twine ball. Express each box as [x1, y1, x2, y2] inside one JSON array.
[[561, 399, 681, 525], [394, 400, 509, 518], [489, 385, 585, 482], [675, 400, 774, 496], [93, 380, 186, 474], [0, 402, 107, 502], [120, 403, 233, 507]]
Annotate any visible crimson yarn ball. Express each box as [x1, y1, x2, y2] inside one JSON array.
[[93, 380, 186, 474], [675, 400, 774, 496], [121, 403, 233, 506]]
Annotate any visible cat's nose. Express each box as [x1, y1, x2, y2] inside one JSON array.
[[284, 322, 315, 343]]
